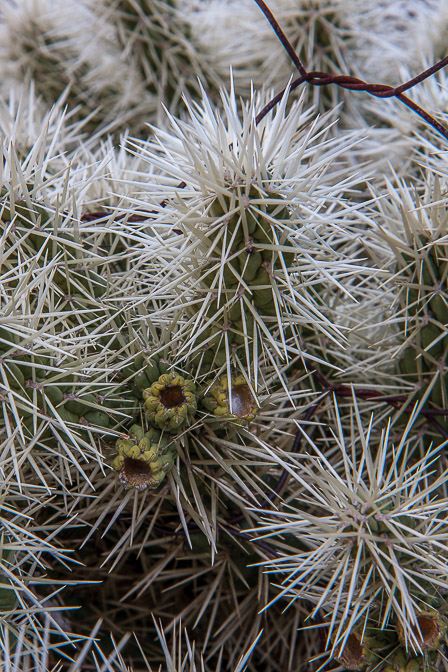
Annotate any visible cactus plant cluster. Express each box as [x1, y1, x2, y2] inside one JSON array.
[[0, 1, 448, 671]]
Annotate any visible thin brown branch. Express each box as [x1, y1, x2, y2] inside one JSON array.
[[313, 370, 448, 438], [253, 0, 307, 78], [253, 0, 448, 140], [80, 181, 186, 224]]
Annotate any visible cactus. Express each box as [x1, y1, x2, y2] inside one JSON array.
[[396, 232, 448, 429], [96, 0, 222, 115], [0, 0, 154, 137], [369, 177, 448, 433], [253, 398, 448, 652], [2, 3, 448, 671], [129, 84, 377, 395]]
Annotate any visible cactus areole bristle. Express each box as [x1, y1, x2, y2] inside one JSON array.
[[119, 457, 154, 490]]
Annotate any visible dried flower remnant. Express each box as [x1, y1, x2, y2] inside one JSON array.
[[143, 371, 197, 432], [396, 611, 447, 653], [201, 374, 258, 424], [334, 630, 390, 671], [113, 424, 176, 489]]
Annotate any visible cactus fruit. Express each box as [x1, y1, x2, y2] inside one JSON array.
[[112, 424, 176, 489], [201, 374, 258, 424], [334, 610, 447, 670], [122, 352, 199, 432]]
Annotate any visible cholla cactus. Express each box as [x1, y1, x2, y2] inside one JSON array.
[[274, 0, 353, 109], [2, 2, 448, 671], [0, 125, 144, 492], [368, 174, 448, 433], [345, 0, 448, 84], [0, 482, 81, 660], [0, 0, 154, 137], [128, 83, 376, 392], [190, 0, 289, 95], [95, 0, 222, 117], [253, 399, 448, 655]]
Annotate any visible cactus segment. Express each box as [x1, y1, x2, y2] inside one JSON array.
[[395, 235, 448, 425], [0, 333, 136, 444], [188, 186, 296, 372], [143, 371, 197, 432], [113, 424, 175, 489], [382, 646, 441, 672], [201, 374, 258, 424], [109, 0, 217, 110], [123, 352, 174, 397]]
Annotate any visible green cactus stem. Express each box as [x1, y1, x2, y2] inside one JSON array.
[[0, 329, 137, 455], [123, 351, 170, 398], [395, 234, 447, 428], [189, 185, 296, 372], [111, 0, 217, 109], [382, 646, 441, 672]]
